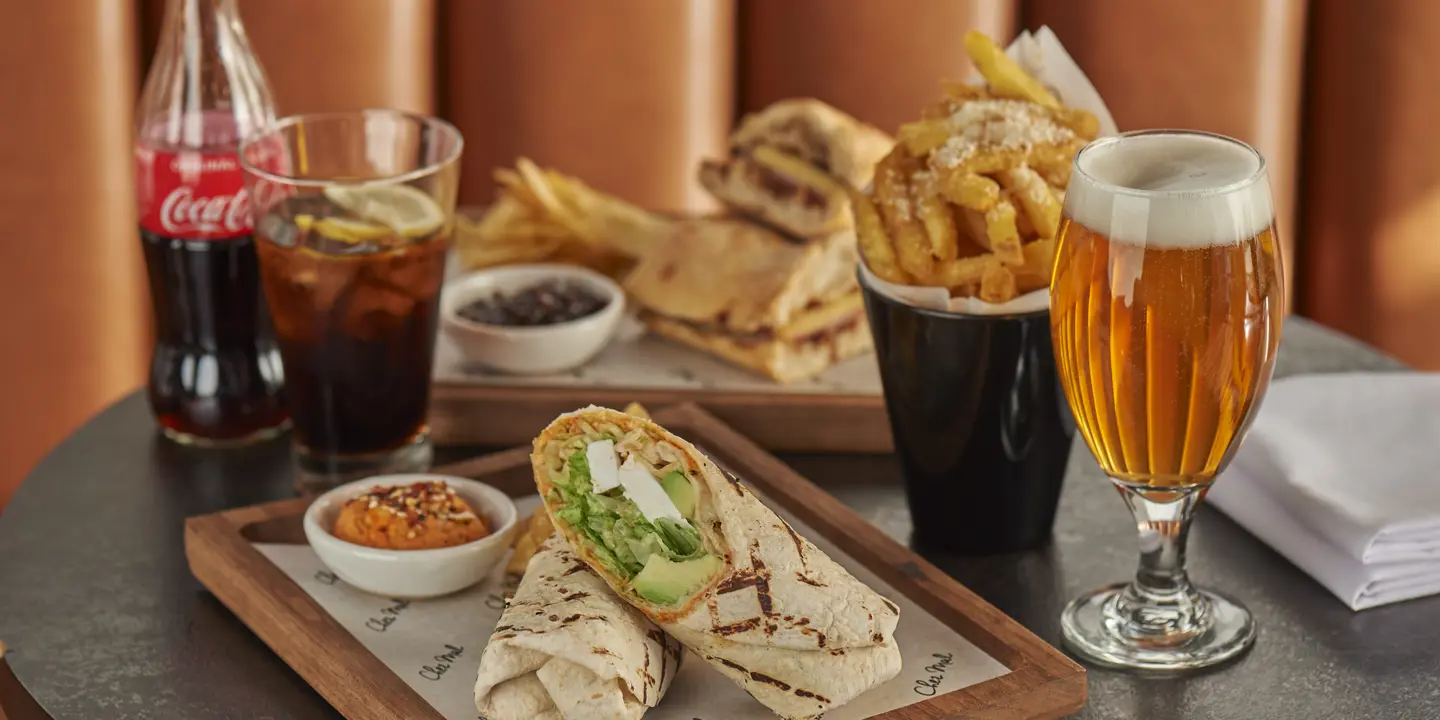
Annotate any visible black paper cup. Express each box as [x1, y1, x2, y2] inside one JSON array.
[[860, 270, 1073, 555]]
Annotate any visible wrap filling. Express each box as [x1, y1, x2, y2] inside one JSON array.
[[545, 424, 722, 606]]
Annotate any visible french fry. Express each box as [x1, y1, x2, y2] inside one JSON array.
[[959, 207, 992, 251], [622, 402, 651, 419], [1049, 106, 1102, 140], [913, 172, 960, 261], [963, 30, 1060, 108], [1028, 138, 1087, 178], [874, 152, 936, 281], [848, 186, 910, 284], [1035, 160, 1072, 189], [1008, 190, 1037, 239], [979, 261, 1019, 303], [941, 172, 1000, 212], [1000, 166, 1063, 239], [505, 505, 556, 575], [984, 199, 1025, 266], [528, 505, 553, 539], [1015, 239, 1057, 293], [934, 254, 998, 288], [897, 119, 953, 157], [506, 531, 538, 575], [940, 81, 994, 103], [951, 206, 992, 258]]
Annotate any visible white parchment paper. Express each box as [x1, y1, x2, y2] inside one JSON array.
[[256, 492, 1010, 719], [864, 26, 1120, 316]]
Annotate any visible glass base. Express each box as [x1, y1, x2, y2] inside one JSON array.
[[294, 430, 433, 495], [1061, 581, 1255, 671], [162, 419, 290, 449]]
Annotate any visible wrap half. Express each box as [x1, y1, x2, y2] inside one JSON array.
[[532, 406, 902, 720], [474, 540, 682, 720]]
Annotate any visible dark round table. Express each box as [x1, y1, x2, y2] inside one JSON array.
[[1, 317, 1436, 720]]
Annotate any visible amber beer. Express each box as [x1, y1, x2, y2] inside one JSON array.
[[1050, 132, 1285, 490]]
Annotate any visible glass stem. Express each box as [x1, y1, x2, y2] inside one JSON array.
[[1113, 482, 1209, 644]]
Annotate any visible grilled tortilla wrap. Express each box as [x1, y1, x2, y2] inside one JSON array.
[[532, 406, 902, 720], [621, 219, 858, 335], [638, 290, 872, 383], [700, 98, 894, 238], [474, 540, 681, 720]]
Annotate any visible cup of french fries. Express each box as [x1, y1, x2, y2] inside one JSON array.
[[854, 27, 1115, 314], [857, 28, 1116, 555]]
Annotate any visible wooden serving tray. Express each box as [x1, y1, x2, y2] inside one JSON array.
[[429, 383, 892, 453], [185, 404, 1084, 719]]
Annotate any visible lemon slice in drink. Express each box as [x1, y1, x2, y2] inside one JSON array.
[[322, 184, 445, 239], [294, 214, 393, 243]]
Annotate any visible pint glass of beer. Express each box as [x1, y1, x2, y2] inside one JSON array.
[[1050, 130, 1284, 670]]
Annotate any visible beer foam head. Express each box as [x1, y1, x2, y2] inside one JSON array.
[[1066, 131, 1274, 247]]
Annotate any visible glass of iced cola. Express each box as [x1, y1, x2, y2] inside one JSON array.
[[239, 110, 462, 493]]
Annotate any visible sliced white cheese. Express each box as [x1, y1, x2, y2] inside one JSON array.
[[617, 456, 685, 524], [586, 440, 620, 492]]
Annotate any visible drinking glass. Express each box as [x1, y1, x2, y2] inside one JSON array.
[[1049, 130, 1284, 670], [240, 110, 463, 493]]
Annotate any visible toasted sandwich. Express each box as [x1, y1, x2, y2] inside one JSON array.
[[623, 218, 871, 383], [699, 98, 894, 238]]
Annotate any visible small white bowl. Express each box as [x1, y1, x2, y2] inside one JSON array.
[[441, 264, 625, 375], [303, 474, 519, 599]]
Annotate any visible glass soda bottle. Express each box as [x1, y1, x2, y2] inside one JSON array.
[[135, 0, 288, 446]]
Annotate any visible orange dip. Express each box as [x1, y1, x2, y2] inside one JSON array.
[[333, 480, 490, 550]]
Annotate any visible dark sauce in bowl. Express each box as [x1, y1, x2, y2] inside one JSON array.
[[457, 280, 610, 327]]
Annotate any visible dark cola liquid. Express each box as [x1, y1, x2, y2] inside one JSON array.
[[255, 198, 448, 457], [142, 231, 289, 444]]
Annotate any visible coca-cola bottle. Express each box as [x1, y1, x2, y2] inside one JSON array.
[[135, 0, 288, 446]]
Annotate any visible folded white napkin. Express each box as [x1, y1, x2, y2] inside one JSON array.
[[1208, 372, 1440, 610]]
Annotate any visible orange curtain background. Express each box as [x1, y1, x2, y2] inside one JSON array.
[[1, 0, 1433, 510]]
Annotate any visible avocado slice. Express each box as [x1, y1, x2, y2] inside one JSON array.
[[661, 471, 697, 520], [632, 553, 723, 605]]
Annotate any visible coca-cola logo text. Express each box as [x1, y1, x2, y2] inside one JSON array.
[[159, 186, 251, 235]]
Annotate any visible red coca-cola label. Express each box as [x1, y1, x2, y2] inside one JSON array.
[[136, 146, 253, 239]]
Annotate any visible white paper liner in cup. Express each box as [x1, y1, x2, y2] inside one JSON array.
[[860, 26, 1118, 317]]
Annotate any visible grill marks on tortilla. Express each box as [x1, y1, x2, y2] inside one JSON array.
[[778, 518, 828, 588], [713, 616, 763, 636], [709, 540, 831, 647], [557, 613, 606, 625], [723, 470, 748, 496], [562, 591, 590, 602], [882, 597, 899, 615], [562, 561, 589, 576], [710, 654, 832, 707], [778, 520, 807, 566], [794, 687, 832, 704]]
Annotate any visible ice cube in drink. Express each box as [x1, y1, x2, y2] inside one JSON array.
[[254, 188, 450, 456]]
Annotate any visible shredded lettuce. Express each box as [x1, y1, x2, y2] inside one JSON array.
[[551, 444, 710, 580]]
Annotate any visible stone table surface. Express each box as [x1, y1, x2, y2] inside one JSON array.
[[0, 317, 1434, 720]]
